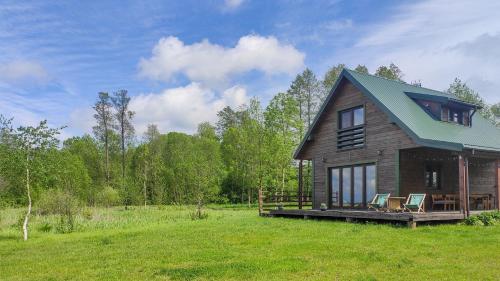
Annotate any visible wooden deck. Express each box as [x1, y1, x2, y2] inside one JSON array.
[[266, 209, 477, 228]]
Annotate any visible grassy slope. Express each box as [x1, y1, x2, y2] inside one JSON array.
[[0, 206, 499, 281]]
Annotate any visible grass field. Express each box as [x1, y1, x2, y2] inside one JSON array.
[[1, 206, 500, 281]]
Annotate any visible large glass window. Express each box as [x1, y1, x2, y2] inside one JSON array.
[[331, 168, 340, 207], [353, 166, 363, 207], [366, 165, 376, 203], [329, 164, 376, 208], [342, 167, 352, 206]]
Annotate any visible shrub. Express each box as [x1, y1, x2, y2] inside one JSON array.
[[190, 210, 209, 220], [464, 211, 500, 226], [37, 189, 81, 216], [96, 186, 121, 207], [464, 216, 484, 226], [37, 189, 81, 233], [82, 208, 93, 220], [37, 222, 52, 233]]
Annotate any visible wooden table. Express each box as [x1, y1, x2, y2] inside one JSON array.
[[470, 194, 492, 210], [387, 197, 406, 212]]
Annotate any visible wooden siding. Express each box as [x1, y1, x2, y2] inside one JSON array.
[[299, 80, 418, 209]]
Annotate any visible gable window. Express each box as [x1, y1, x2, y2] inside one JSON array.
[[339, 106, 364, 129], [425, 163, 441, 189], [337, 106, 365, 149]]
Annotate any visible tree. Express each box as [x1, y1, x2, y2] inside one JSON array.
[[14, 120, 62, 240], [354, 64, 369, 74], [322, 64, 345, 97], [375, 63, 404, 81], [264, 92, 302, 195], [111, 90, 135, 207], [289, 68, 321, 135], [93, 92, 114, 184], [192, 123, 223, 217], [216, 106, 240, 138], [447, 78, 494, 121]]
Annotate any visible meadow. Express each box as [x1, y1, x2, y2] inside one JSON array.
[[1, 206, 500, 281]]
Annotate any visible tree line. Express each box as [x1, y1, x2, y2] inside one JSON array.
[[1, 63, 499, 215]]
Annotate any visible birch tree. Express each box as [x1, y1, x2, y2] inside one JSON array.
[[15, 120, 61, 240]]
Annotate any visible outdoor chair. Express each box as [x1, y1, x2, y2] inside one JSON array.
[[368, 193, 390, 211], [403, 193, 426, 213]]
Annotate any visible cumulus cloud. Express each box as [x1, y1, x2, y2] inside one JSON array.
[[341, 0, 500, 102], [0, 60, 48, 83], [129, 83, 249, 134], [138, 35, 305, 87]]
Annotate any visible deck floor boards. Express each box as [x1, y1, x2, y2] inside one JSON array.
[[267, 209, 468, 223]]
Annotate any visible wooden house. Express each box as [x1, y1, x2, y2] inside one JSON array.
[[267, 69, 500, 226]]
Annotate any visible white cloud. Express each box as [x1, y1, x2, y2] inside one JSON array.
[[138, 35, 305, 87], [0, 60, 49, 83], [339, 0, 500, 102], [223, 0, 246, 10], [129, 83, 249, 134]]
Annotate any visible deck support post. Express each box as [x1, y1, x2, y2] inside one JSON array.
[[407, 221, 417, 229], [465, 157, 470, 217], [298, 160, 303, 210], [496, 160, 500, 210], [458, 155, 470, 217], [345, 217, 353, 223]]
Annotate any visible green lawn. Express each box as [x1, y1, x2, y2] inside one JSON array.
[[1, 206, 499, 281]]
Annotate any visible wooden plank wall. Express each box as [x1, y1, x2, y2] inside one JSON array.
[[299, 80, 418, 209]]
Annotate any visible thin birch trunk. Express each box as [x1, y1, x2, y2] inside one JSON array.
[[23, 154, 31, 241], [143, 163, 148, 207]]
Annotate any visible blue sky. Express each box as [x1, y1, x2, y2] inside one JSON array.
[[1, 0, 500, 138]]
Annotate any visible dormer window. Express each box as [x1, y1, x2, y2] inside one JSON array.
[[337, 106, 365, 149], [406, 92, 479, 128], [449, 109, 462, 124]]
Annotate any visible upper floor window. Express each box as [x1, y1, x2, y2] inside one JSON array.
[[337, 106, 365, 150], [339, 106, 364, 129]]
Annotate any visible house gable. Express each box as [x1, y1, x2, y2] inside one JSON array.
[[300, 78, 418, 208]]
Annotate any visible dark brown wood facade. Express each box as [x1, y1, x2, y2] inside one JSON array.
[[295, 79, 500, 213]]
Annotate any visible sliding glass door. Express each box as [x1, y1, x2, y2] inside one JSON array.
[[329, 164, 376, 208]]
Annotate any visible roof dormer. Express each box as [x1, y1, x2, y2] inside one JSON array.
[[405, 92, 481, 127]]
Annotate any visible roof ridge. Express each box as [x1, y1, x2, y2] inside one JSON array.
[[345, 68, 454, 97]]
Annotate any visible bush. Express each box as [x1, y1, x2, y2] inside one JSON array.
[[96, 186, 121, 207], [37, 189, 81, 233], [37, 222, 52, 232], [464, 216, 484, 226], [465, 211, 500, 226], [82, 208, 93, 220], [37, 189, 81, 216]]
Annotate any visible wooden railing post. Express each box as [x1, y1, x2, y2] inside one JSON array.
[[298, 160, 303, 210], [258, 189, 263, 216], [496, 160, 500, 210]]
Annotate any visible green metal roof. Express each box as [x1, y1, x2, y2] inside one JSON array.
[[294, 69, 500, 158]]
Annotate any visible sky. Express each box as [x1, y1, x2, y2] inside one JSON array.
[[1, 0, 500, 139]]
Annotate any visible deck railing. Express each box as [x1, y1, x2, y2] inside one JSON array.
[[258, 190, 312, 215]]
